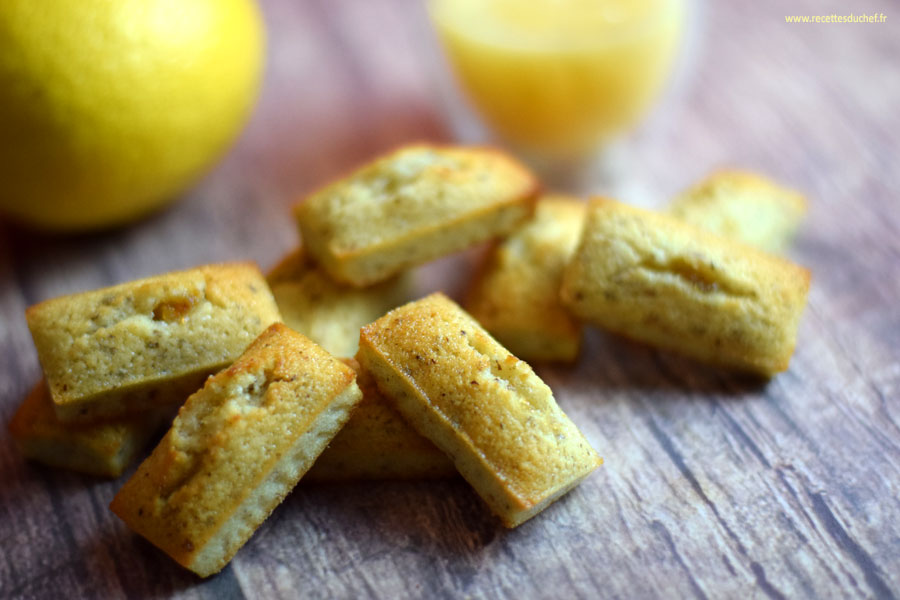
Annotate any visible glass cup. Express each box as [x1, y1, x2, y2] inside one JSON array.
[[428, 0, 689, 188]]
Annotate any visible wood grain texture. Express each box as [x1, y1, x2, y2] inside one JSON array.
[[1, 0, 898, 598]]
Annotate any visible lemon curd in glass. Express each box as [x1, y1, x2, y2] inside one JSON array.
[[429, 0, 684, 162]]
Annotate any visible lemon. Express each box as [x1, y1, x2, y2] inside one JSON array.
[[0, 0, 264, 231]]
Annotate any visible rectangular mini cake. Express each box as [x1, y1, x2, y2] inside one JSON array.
[[295, 144, 539, 286], [357, 293, 602, 528], [110, 323, 363, 578], [8, 380, 166, 478], [465, 196, 586, 362], [305, 359, 455, 481], [267, 248, 409, 358], [26, 263, 282, 423], [560, 199, 811, 376], [667, 170, 807, 253]]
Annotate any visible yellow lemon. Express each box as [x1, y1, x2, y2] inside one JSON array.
[[0, 0, 264, 231]]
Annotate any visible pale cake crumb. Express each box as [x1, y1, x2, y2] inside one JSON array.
[[110, 323, 362, 577]]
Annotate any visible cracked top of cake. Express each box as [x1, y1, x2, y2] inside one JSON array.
[[26, 262, 282, 411]]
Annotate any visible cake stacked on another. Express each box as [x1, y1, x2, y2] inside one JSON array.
[[358, 293, 602, 528], [26, 262, 282, 423], [13, 263, 282, 477], [10, 141, 815, 579], [111, 323, 363, 577]]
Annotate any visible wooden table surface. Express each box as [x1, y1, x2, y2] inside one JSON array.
[[1, 0, 898, 598]]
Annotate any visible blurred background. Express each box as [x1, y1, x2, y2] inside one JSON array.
[[1, 0, 895, 279]]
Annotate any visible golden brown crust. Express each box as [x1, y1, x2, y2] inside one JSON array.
[[465, 196, 586, 362], [560, 199, 811, 376], [8, 380, 165, 478], [294, 144, 539, 286], [668, 169, 807, 253], [26, 262, 282, 423], [306, 359, 455, 481], [267, 247, 410, 358], [110, 323, 362, 577], [357, 293, 601, 527]]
